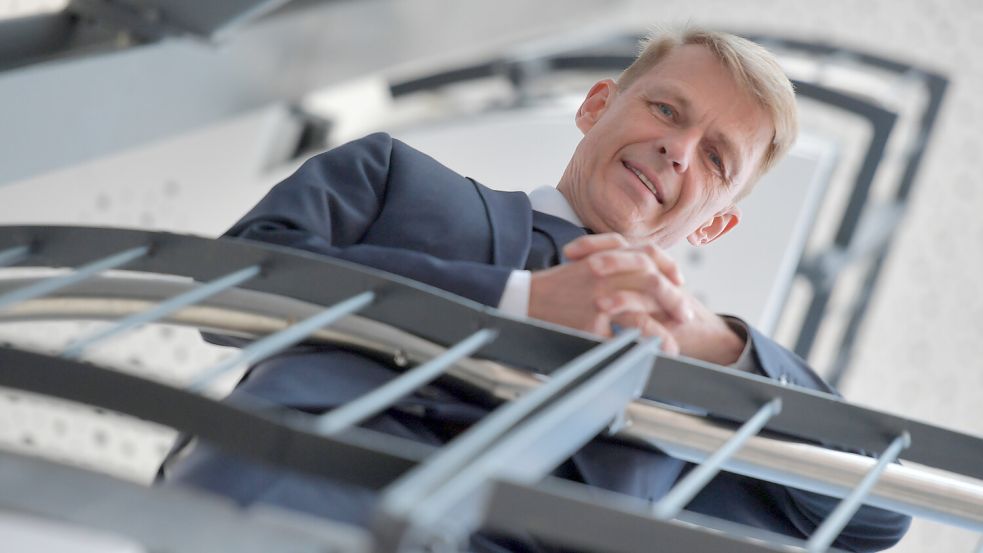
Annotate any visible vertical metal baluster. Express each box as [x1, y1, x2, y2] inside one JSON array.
[[316, 328, 498, 434], [652, 397, 783, 520], [62, 265, 262, 359], [405, 337, 661, 533], [0, 246, 30, 267], [380, 329, 643, 518], [0, 246, 149, 312], [806, 432, 911, 552], [187, 291, 375, 391]]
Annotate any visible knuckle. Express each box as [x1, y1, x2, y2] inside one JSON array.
[[589, 316, 611, 336], [587, 255, 607, 275], [620, 311, 642, 324], [664, 256, 679, 271], [647, 323, 668, 339], [647, 273, 663, 290], [607, 292, 633, 312]]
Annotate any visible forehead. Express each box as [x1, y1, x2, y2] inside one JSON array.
[[628, 44, 774, 173]]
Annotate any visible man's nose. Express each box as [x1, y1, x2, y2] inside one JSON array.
[[658, 128, 700, 173]]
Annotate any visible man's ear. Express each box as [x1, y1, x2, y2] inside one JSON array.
[[686, 206, 741, 246], [576, 79, 618, 134]]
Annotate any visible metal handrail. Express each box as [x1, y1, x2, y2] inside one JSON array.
[[3, 275, 982, 532]]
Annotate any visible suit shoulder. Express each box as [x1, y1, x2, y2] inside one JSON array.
[[291, 133, 396, 185], [334, 132, 442, 165], [317, 133, 458, 180], [388, 136, 465, 176], [326, 132, 395, 162]]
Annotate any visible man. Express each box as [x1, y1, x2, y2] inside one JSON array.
[[165, 27, 910, 551]]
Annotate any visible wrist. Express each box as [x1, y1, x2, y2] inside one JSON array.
[[711, 320, 746, 365], [682, 315, 746, 366]]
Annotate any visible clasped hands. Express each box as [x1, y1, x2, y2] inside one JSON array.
[[528, 234, 745, 365]]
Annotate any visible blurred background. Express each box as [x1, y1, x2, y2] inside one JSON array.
[[0, 1, 980, 551]]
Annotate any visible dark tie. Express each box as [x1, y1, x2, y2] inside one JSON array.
[[524, 210, 589, 271]]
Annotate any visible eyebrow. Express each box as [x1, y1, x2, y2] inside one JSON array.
[[654, 84, 693, 115]]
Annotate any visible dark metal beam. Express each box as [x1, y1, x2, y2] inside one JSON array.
[[642, 355, 983, 481], [0, 347, 428, 488], [0, 225, 601, 371], [69, 0, 292, 40], [484, 479, 797, 553], [0, 0, 616, 185], [0, 450, 369, 553]]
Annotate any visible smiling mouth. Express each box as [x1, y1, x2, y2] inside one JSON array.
[[623, 161, 663, 204]]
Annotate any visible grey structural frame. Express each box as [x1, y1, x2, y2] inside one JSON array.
[[68, 0, 293, 41], [740, 36, 950, 386], [0, 449, 372, 553], [0, 0, 293, 72], [0, 0, 613, 185], [1, 226, 983, 552]]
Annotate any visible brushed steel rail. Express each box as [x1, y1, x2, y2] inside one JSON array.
[[2, 275, 982, 532]]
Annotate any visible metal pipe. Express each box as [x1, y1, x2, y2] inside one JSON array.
[[0, 245, 30, 267], [625, 402, 983, 531], [187, 291, 375, 391], [397, 337, 659, 548], [381, 329, 642, 518], [316, 328, 498, 433], [652, 398, 782, 520], [62, 265, 261, 359], [807, 432, 910, 552], [0, 246, 147, 312], [3, 279, 983, 531]]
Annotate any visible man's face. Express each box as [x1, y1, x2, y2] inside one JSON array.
[[557, 44, 775, 247]]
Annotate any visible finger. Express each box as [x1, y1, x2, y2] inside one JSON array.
[[642, 271, 693, 323], [606, 271, 693, 323], [587, 250, 656, 277], [563, 233, 630, 261], [596, 290, 659, 316], [639, 242, 685, 286], [611, 312, 679, 355], [587, 311, 614, 338]]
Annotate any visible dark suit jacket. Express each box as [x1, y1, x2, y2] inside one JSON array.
[[169, 133, 909, 551]]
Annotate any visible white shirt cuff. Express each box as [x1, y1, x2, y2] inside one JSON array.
[[497, 270, 531, 317]]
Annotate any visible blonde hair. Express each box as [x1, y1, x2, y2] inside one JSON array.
[[618, 26, 798, 197]]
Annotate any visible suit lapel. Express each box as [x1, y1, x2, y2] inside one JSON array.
[[469, 178, 533, 269]]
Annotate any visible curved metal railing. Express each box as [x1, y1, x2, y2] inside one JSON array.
[[1, 225, 982, 552]]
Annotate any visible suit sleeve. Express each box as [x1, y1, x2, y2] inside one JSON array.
[[225, 133, 513, 307], [745, 324, 912, 552]]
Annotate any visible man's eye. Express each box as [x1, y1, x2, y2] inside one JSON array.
[[655, 103, 675, 118], [708, 151, 724, 171]]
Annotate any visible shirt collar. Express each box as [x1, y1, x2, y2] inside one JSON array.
[[527, 186, 584, 228]]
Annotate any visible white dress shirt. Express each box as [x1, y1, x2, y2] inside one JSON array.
[[496, 186, 579, 316]]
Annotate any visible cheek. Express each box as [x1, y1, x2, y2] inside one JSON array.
[[684, 183, 722, 211]]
